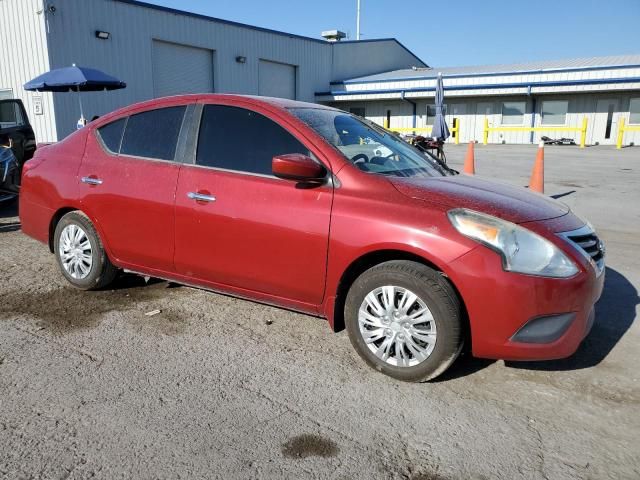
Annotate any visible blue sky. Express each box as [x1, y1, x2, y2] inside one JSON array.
[[147, 0, 640, 67]]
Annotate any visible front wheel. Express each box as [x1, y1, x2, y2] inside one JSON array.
[[345, 260, 463, 382], [54, 211, 118, 290]]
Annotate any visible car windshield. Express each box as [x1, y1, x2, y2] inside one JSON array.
[[289, 107, 450, 178]]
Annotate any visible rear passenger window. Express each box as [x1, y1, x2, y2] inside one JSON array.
[[196, 105, 309, 175], [121, 106, 186, 161], [97, 118, 126, 153]]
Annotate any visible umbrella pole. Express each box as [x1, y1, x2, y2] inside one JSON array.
[[77, 86, 86, 127]]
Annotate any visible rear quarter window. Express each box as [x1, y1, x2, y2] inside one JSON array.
[[120, 106, 186, 161], [96, 118, 126, 154]]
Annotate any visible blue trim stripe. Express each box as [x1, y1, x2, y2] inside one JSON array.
[[331, 63, 640, 85], [317, 77, 640, 97]]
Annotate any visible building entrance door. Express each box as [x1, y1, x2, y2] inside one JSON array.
[[447, 104, 466, 142], [474, 102, 493, 143], [593, 99, 619, 145]]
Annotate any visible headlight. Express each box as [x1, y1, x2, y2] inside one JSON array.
[[448, 208, 578, 278]]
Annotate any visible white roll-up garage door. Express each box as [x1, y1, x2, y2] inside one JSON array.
[[258, 60, 296, 100], [152, 40, 214, 98]]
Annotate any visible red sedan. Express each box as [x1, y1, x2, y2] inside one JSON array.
[[19, 95, 605, 381]]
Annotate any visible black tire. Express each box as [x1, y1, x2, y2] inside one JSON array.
[[53, 211, 118, 290], [345, 260, 463, 382]]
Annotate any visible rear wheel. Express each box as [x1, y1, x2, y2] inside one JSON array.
[[54, 211, 118, 290], [345, 260, 463, 382]]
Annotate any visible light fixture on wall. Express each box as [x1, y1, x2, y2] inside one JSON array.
[[235, 56, 247, 64], [95, 30, 110, 40]]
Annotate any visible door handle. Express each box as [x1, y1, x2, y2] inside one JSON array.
[[187, 191, 216, 203], [81, 176, 103, 185]]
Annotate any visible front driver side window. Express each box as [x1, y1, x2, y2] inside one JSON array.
[[196, 104, 309, 175]]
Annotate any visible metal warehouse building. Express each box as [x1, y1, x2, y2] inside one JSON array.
[[320, 56, 640, 147], [0, 0, 425, 142], [1, 0, 639, 147]]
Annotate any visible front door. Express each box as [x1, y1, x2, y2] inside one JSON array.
[[78, 104, 188, 272], [593, 99, 619, 145], [174, 103, 333, 307]]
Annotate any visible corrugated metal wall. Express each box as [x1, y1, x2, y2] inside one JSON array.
[[0, 0, 57, 142], [333, 92, 640, 146], [44, 0, 334, 139], [331, 40, 425, 82]]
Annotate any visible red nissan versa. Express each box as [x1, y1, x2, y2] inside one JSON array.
[[19, 95, 605, 381]]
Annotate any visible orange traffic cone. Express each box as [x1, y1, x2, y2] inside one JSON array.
[[463, 142, 475, 174], [528, 141, 545, 193]]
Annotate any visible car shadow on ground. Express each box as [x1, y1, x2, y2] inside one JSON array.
[[108, 272, 169, 290], [439, 266, 637, 380]]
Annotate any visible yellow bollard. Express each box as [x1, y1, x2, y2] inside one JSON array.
[[483, 117, 489, 145], [616, 117, 625, 149], [579, 117, 587, 148], [454, 118, 460, 145]]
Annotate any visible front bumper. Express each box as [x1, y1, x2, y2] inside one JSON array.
[[446, 231, 605, 361]]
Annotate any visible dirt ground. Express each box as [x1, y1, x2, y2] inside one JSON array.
[[1, 145, 639, 479]]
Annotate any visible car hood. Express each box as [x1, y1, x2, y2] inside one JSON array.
[[389, 174, 570, 224]]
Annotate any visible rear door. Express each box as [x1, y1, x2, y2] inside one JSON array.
[[78, 104, 189, 272], [173, 102, 333, 306]]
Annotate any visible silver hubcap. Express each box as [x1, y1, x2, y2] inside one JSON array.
[[358, 286, 437, 367], [59, 224, 93, 280]]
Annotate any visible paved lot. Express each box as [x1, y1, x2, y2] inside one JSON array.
[[1, 145, 639, 480]]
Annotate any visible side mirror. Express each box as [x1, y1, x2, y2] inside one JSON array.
[[272, 153, 327, 182]]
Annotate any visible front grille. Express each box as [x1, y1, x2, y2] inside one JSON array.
[[567, 231, 604, 263], [560, 225, 605, 275]]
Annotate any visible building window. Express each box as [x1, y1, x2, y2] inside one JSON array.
[[500, 101, 525, 125], [541, 100, 568, 125], [426, 104, 447, 125], [349, 107, 366, 118], [629, 98, 640, 125]]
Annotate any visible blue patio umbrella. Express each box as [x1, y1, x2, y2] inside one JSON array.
[[24, 64, 126, 127], [430, 72, 450, 142]]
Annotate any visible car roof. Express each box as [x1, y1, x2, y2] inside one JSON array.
[[93, 94, 339, 127], [129, 94, 336, 112]]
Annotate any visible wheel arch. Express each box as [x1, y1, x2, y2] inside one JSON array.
[[48, 207, 80, 252], [330, 249, 470, 347]]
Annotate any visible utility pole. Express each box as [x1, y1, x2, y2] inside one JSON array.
[[356, 0, 361, 40]]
